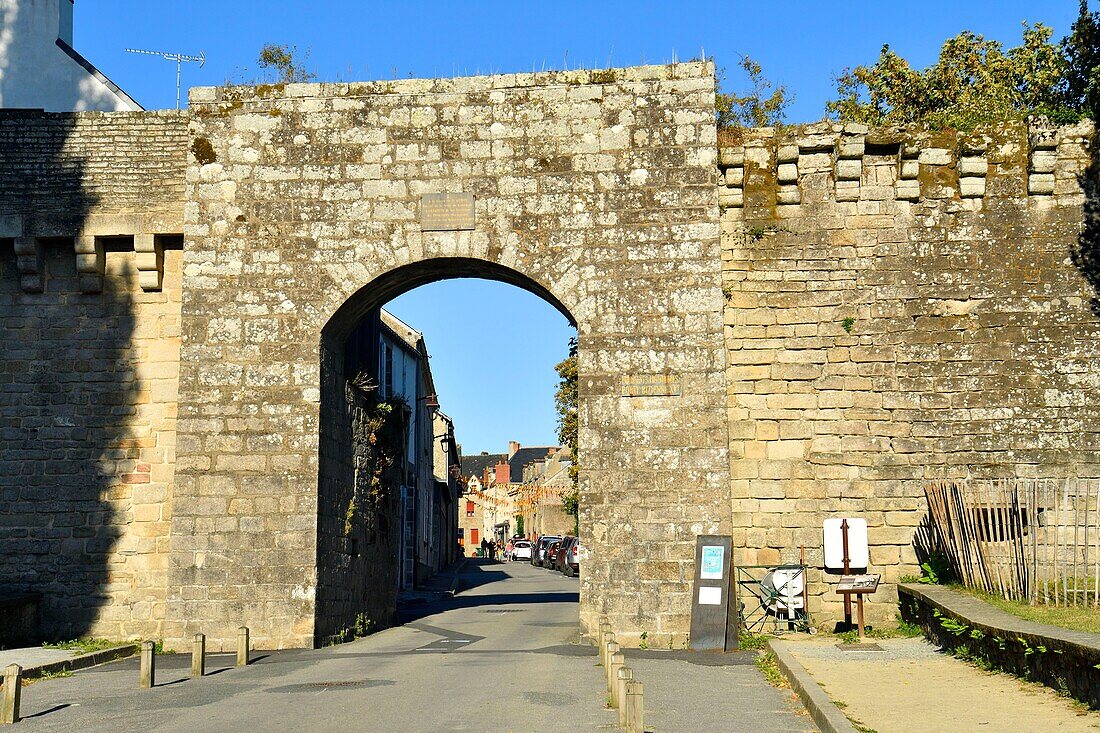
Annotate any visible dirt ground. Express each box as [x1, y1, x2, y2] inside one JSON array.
[[782, 637, 1100, 733]]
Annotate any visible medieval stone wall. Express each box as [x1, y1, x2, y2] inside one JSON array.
[[719, 119, 1098, 623], [171, 63, 726, 649], [0, 110, 187, 640], [1, 73, 1097, 648]]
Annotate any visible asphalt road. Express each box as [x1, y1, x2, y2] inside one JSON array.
[[13, 560, 618, 732]]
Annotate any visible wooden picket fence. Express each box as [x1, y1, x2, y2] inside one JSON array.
[[923, 479, 1100, 606]]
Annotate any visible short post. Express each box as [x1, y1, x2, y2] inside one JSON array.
[[191, 633, 206, 678], [616, 667, 634, 726], [140, 640, 156, 689], [603, 639, 619, 671], [626, 680, 644, 733], [236, 626, 250, 667], [608, 651, 624, 704], [856, 593, 866, 640], [1, 664, 22, 725]]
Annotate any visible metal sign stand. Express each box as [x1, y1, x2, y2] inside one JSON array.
[[841, 518, 852, 629]]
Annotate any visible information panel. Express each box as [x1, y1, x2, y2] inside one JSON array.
[[689, 534, 738, 652]]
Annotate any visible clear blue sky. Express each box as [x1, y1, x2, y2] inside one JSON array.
[[75, 0, 1089, 453]]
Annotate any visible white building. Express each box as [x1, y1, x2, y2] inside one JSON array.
[[1, 0, 141, 111]]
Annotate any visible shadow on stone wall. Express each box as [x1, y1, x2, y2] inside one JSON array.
[[0, 113, 137, 641], [1071, 125, 1100, 315]]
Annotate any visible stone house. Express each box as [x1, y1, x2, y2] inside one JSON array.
[[518, 447, 575, 539], [376, 310, 458, 588], [431, 410, 461, 571]]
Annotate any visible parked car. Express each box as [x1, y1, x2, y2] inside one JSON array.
[[510, 540, 533, 561], [552, 536, 576, 573], [564, 538, 582, 577], [542, 539, 562, 568], [532, 535, 561, 566]]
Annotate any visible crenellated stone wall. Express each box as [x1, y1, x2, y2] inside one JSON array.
[[0, 68, 1097, 647], [719, 119, 1099, 624]]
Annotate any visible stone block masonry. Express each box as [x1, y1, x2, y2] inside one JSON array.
[[720, 120, 1099, 625], [172, 62, 728, 650], [0, 67, 1097, 649], [0, 110, 188, 641]]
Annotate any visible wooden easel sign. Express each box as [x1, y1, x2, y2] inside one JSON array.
[[836, 573, 881, 640]]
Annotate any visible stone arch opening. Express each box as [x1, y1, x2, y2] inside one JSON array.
[[170, 64, 729, 651], [315, 257, 578, 644]]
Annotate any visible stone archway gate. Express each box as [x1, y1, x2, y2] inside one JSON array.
[[169, 62, 730, 648]]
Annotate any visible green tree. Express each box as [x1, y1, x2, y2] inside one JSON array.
[[1063, 0, 1100, 119], [554, 338, 579, 533], [826, 14, 1094, 129], [257, 43, 317, 84], [716, 55, 791, 132], [514, 514, 524, 537]]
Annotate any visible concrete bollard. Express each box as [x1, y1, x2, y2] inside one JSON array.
[[616, 667, 634, 726], [607, 651, 624, 702], [1, 664, 22, 725], [626, 680, 644, 733], [140, 640, 156, 689], [191, 633, 206, 678], [236, 626, 250, 667], [598, 623, 611, 657]]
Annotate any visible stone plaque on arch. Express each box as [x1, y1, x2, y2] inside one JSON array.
[[420, 192, 475, 231]]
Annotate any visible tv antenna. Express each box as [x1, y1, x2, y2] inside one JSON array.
[[126, 47, 206, 109]]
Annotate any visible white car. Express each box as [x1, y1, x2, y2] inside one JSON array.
[[510, 540, 533, 561]]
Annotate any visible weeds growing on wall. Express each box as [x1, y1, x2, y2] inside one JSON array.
[[716, 56, 790, 145]]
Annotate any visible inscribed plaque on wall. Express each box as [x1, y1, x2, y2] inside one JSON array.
[[621, 373, 681, 397], [420, 192, 475, 231]]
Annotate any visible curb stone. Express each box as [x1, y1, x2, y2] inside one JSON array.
[[767, 639, 858, 733], [0, 644, 139, 685]]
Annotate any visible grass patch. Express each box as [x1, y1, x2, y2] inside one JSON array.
[[831, 617, 922, 644], [738, 629, 770, 650], [956, 586, 1100, 635], [41, 638, 119, 654], [755, 651, 789, 688]]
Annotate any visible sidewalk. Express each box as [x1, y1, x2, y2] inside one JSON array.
[[622, 649, 816, 733], [780, 637, 1100, 732], [0, 647, 78, 670]]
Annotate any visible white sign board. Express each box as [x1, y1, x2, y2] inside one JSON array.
[[698, 586, 723, 605], [823, 517, 869, 570]]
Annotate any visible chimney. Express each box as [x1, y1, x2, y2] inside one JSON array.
[[508, 440, 520, 457], [495, 460, 511, 484], [59, 0, 74, 45]]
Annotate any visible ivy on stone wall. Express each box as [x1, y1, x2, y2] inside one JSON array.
[[344, 377, 408, 537]]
